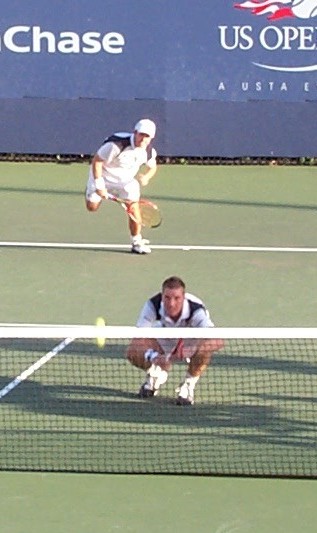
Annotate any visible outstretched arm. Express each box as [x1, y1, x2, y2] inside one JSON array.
[[138, 162, 157, 186], [91, 154, 108, 198]]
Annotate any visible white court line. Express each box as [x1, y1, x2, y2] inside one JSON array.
[[0, 336, 74, 399], [0, 241, 317, 253]]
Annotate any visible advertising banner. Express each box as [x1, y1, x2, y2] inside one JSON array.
[[0, 0, 316, 155]]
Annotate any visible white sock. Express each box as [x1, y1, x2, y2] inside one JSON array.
[[147, 364, 168, 389], [178, 374, 199, 398], [131, 235, 142, 245], [184, 373, 200, 388]]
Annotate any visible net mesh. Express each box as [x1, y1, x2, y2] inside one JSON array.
[[0, 325, 316, 478]]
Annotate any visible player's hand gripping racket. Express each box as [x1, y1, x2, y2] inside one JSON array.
[[107, 194, 162, 228], [153, 339, 185, 371], [168, 339, 185, 362]]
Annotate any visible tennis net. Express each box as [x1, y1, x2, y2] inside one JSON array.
[[0, 325, 316, 478]]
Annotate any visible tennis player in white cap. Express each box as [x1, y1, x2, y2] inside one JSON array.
[[85, 118, 157, 254]]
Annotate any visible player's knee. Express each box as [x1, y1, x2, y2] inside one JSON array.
[[126, 350, 148, 370], [188, 361, 208, 378], [86, 201, 99, 212], [189, 350, 212, 374], [126, 349, 134, 364], [126, 346, 140, 366]]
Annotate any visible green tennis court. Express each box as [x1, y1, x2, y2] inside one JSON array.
[[1, 162, 317, 326], [0, 161, 316, 532]]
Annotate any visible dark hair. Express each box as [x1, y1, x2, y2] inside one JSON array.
[[162, 276, 186, 292]]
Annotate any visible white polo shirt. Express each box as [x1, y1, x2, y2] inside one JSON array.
[[96, 133, 157, 185], [136, 292, 214, 328]]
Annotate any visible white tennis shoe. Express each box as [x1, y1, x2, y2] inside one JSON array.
[[176, 380, 195, 405], [131, 242, 151, 254], [138, 364, 168, 397]]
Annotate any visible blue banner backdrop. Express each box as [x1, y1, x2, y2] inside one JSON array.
[[0, 0, 316, 156]]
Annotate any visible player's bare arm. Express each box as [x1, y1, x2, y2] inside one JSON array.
[[138, 163, 157, 186], [91, 154, 108, 198]]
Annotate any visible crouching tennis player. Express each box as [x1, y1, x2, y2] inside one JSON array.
[[127, 276, 224, 405]]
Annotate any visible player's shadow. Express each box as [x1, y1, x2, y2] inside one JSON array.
[[0, 377, 316, 450], [1, 340, 317, 375], [0, 339, 127, 359], [214, 353, 317, 375], [2, 185, 317, 212], [0, 186, 82, 197], [151, 194, 317, 212]]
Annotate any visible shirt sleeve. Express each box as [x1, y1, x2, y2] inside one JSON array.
[[191, 308, 215, 328], [97, 142, 120, 163], [136, 300, 157, 327]]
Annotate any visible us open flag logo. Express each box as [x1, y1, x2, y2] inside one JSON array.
[[234, 0, 317, 20]]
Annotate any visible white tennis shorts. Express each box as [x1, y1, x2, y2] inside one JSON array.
[[86, 175, 140, 203], [157, 339, 200, 360]]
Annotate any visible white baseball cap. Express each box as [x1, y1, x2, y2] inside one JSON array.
[[134, 118, 156, 138]]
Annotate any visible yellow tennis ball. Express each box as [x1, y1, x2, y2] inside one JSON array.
[[95, 316, 106, 348]]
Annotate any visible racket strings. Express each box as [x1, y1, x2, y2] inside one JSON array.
[[139, 203, 161, 228]]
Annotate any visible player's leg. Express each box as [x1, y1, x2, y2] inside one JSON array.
[[120, 180, 151, 254], [86, 197, 102, 211], [127, 338, 169, 398], [127, 337, 163, 370], [176, 339, 224, 406]]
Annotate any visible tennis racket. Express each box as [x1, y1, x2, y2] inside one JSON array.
[[168, 338, 185, 362], [107, 194, 162, 228], [160, 339, 185, 369], [149, 338, 184, 372]]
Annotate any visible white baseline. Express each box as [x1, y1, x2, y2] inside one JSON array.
[[0, 241, 317, 253]]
